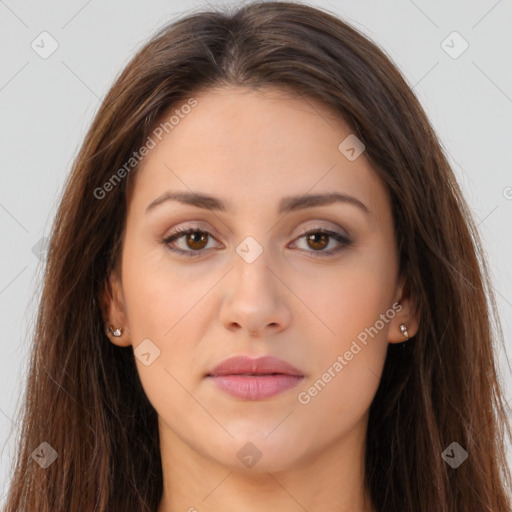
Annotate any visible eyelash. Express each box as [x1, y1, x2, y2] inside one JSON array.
[[161, 226, 352, 259]]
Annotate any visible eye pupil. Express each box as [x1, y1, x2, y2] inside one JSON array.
[[307, 233, 329, 250]]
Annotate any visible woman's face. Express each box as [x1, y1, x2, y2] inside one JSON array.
[[106, 85, 414, 473]]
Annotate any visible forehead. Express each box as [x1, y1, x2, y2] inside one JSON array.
[[129, 85, 389, 219]]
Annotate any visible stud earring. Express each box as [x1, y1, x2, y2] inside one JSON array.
[[106, 325, 122, 337], [399, 323, 409, 340]]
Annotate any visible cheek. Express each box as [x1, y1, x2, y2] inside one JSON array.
[[120, 234, 210, 339], [300, 245, 396, 349], [294, 248, 396, 419], [294, 304, 390, 444], [119, 235, 228, 407]]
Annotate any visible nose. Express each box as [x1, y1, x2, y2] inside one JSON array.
[[219, 245, 291, 338]]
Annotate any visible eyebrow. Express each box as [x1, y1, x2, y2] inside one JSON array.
[[145, 191, 370, 216]]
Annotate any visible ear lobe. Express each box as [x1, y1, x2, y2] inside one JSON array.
[[100, 270, 130, 347], [388, 275, 420, 344]]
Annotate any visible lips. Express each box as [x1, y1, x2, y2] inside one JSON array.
[[206, 355, 305, 400], [207, 355, 304, 377]]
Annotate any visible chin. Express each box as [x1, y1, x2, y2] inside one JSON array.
[[206, 430, 307, 473]]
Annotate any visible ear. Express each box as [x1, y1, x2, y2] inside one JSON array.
[[100, 269, 131, 347], [388, 273, 420, 344]]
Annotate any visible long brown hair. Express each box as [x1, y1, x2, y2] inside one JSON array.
[[3, 2, 511, 510]]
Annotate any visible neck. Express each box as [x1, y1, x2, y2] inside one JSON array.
[[156, 417, 374, 512]]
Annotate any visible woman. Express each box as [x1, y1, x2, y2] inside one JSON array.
[[3, 1, 511, 511]]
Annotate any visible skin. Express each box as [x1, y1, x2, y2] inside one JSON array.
[[103, 85, 419, 512]]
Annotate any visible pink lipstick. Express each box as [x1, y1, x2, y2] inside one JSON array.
[[206, 355, 304, 400]]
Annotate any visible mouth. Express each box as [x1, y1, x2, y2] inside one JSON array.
[[206, 355, 305, 400], [206, 374, 304, 400]]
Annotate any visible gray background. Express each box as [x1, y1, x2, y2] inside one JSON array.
[[1, 0, 511, 501]]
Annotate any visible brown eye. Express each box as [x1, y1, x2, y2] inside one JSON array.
[[292, 228, 352, 258], [163, 228, 217, 258], [163, 226, 351, 259], [185, 231, 209, 250], [306, 232, 329, 251]]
